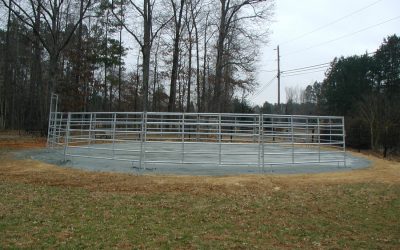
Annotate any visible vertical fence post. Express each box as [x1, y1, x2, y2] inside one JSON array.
[[80, 112, 84, 139], [258, 114, 261, 168], [182, 113, 185, 163], [63, 112, 71, 162], [218, 114, 222, 166], [52, 108, 58, 148], [306, 118, 309, 143], [88, 113, 93, 145], [342, 117, 346, 167], [234, 116, 237, 140], [261, 114, 265, 171], [112, 113, 117, 158], [160, 115, 163, 137], [253, 116, 256, 143], [317, 117, 321, 163], [55, 95, 58, 116], [53, 95, 59, 147], [56, 112, 63, 145], [143, 112, 148, 170], [329, 118, 332, 144], [272, 116, 275, 142], [47, 94, 55, 147], [93, 114, 97, 143], [139, 112, 146, 170], [291, 115, 294, 164], [196, 114, 200, 142], [125, 113, 128, 137]]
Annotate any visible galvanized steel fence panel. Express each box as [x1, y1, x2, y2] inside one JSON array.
[[47, 96, 346, 170]]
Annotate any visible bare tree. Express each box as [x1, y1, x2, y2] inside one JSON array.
[[184, 0, 194, 112], [111, 0, 171, 112], [201, 10, 212, 112], [152, 35, 162, 111], [0, 0, 13, 129], [1, 0, 92, 130], [359, 93, 380, 150], [190, 0, 202, 112], [2, 0, 92, 92], [214, 0, 273, 112], [167, 0, 185, 112]]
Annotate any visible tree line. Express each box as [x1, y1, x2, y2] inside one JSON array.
[[257, 35, 400, 157], [0, 0, 274, 132], [2, 1, 397, 157]]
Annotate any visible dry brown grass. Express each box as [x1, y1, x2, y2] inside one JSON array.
[[0, 134, 399, 249], [0, 130, 46, 149]]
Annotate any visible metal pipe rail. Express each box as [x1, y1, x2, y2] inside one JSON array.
[[47, 108, 346, 171]]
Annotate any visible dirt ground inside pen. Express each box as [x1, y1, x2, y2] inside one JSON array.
[[0, 132, 399, 193]]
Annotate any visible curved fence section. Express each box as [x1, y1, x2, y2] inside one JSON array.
[[47, 109, 346, 171]]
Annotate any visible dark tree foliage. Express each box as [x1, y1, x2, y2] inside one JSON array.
[[231, 97, 253, 113], [302, 34, 400, 157], [320, 54, 374, 116], [374, 35, 400, 94]]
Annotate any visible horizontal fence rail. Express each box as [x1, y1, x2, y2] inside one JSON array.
[[47, 110, 347, 172]]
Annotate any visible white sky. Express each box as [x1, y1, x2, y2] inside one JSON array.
[[253, 0, 400, 105]]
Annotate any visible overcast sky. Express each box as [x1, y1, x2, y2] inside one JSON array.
[[253, 0, 400, 106]]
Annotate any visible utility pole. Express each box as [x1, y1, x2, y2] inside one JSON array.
[[276, 45, 281, 108]]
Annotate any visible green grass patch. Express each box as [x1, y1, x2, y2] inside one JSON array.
[[1, 181, 399, 248]]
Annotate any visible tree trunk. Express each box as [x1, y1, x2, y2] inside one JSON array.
[[109, 80, 113, 111], [29, 2, 42, 131], [194, 18, 200, 112], [152, 38, 160, 111], [201, 13, 209, 112], [135, 53, 140, 111], [142, 0, 152, 112], [76, 0, 84, 111], [186, 30, 193, 112], [370, 125, 374, 150], [118, 1, 123, 110], [214, 0, 227, 112], [1, 0, 12, 129], [103, 9, 109, 111], [168, 0, 185, 112], [142, 40, 150, 112]]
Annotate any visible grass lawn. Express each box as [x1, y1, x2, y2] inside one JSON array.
[[1, 180, 399, 249], [0, 135, 399, 248]]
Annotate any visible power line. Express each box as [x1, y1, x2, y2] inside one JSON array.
[[282, 63, 330, 73], [282, 65, 328, 74], [254, 77, 275, 97], [260, 39, 379, 73], [280, 0, 385, 45], [282, 69, 327, 77], [283, 15, 400, 57], [252, 76, 276, 99], [259, 69, 277, 73], [277, 49, 379, 77], [260, 51, 376, 76], [253, 46, 379, 101]]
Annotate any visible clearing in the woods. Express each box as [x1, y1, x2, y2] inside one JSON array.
[[0, 132, 399, 248]]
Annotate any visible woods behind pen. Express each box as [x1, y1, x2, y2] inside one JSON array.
[[0, 1, 399, 157], [0, 0, 274, 131]]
